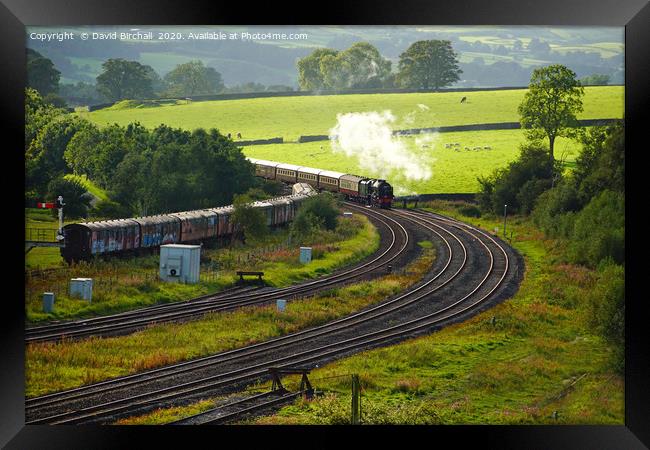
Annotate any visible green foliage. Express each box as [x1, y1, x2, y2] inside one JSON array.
[[297, 43, 392, 90], [163, 60, 224, 97], [26, 49, 60, 96], [566, 190, 624, 267], [42, 93, 67, 108], [90, 199, 131, 219], [458, 205, 481, 218], [232, 193, 267, 243], [96, 58, 154, 102], [518, 64, 585, 162], [586, 261, 624, 372], [26, 114, 88, 198], [297, 48, 339, 90], [25, 88, 64, 153], [46, 176, 93, 219], [477, 143, 554, 215], [531, 181, 580, 237], [572, 122, 624, 205], [397, 40, 462, 89]]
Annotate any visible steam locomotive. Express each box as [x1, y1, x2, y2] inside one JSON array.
[[247, 158, 394, 209]]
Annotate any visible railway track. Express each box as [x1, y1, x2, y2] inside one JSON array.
[[25, 204, 410, 344], [169, 390, 304, 425], [25, 207, 523, 425]]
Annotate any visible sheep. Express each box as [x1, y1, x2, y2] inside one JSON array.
[[465, 147, 470, 151], [460, 96, 467, 103], [445, 143, 451, 148], [484, 146, 491, 150]]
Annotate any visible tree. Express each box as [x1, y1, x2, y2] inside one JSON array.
[[232, 193, 267, 243], [397, 40, 462, 90], [96, 59, 154, 102], [163, 61, 224, 97], [26, 115, 88, 197], [27, 49, 60, 96], [46, 176, 93, 219], [517, 64, 585, 164], [320, 42, 392, 89], [297, 48, 339, 90]]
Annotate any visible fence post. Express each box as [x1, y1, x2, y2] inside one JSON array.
[[351, 374, 361, 425]]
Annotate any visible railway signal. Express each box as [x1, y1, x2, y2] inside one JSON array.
[[56, 196, 65, 240]]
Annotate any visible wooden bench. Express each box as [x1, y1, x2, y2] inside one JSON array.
[[236, 271, 264, 283]]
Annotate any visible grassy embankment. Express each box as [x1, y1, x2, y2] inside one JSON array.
[[80, 86, 623, 194], [25, 213, 378, 323], [122, 202, 624, 425], [26, 242, 436, 399]]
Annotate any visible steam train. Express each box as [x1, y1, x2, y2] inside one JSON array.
[[246, 158, 394, 209], [60, 190, 315, 263]]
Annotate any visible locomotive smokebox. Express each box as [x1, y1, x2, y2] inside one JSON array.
[[160, 244, 201, 284]]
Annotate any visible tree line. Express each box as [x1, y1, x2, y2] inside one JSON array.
[[25, 88, 258, 219]]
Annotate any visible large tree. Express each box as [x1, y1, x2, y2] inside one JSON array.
[[518, 64, 585, 164], [26, 49, 60, 96], [96, 59, 154, 102], [297, 48, 339, 90], [397, 40, 462, 90], [163, 60, 224, 97]]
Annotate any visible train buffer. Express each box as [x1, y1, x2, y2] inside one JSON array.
[[236, 271, 265, 283]]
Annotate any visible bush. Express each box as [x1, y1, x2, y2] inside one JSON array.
[[477, 143, 554, 215], [567, 190, 624, 267], [90, 199, 131, 219], [46, 176, 92, 219], [531, 181, 580, 237], [458, 205, 481, 218], [586, 260, 624, 372], [299, 193, 340, 231]]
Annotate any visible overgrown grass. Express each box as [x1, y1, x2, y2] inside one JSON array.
[[232, 202, 624, 425], [25, 214, 379, 322], [26, 245, 436, 398], [81, 86, 623, 141]]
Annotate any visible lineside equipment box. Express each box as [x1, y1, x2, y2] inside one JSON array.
[[160, 244, 201, 284]]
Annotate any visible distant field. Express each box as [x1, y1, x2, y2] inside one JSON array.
[[244, 129, 585, 195], [81, 86, 624, 142]]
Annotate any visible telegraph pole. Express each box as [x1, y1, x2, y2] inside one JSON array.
[[503, 204, 507, 238]]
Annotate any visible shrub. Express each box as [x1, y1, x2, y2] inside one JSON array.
[[91, 199, 131, 219], [586, 260, 624, 372], [567, 190, 624, 267], [458, 205, 481, 218]]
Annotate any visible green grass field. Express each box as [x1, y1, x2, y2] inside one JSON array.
[[243, 130, 584, 195], [80, 86, 624, 142]]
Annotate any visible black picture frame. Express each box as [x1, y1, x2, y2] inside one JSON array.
[[3, 0, 648, 447]]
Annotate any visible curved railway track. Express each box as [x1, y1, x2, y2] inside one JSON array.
[[25, 207, 523, 425], [25, 204, 411, 344]]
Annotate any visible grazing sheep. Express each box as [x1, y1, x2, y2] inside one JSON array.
[[465, 147, 470, 151], [460, 96, 467, 103], [484, 146, 491, 150], [237, 132, 242, 139], [445, 143, 451, 148], [455, 143, 460, 147]]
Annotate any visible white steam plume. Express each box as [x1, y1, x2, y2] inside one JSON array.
[[329, 110, 433, 182]]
